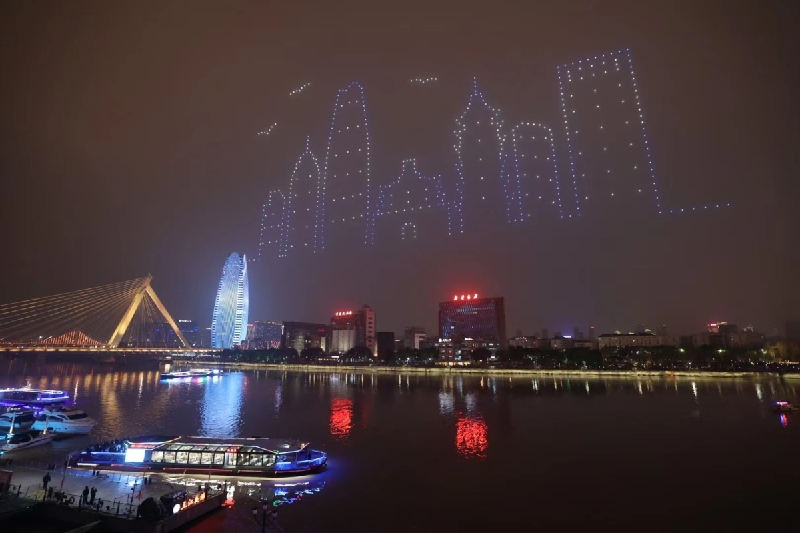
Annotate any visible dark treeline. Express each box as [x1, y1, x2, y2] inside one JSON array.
[[209, 344, 797, 373]]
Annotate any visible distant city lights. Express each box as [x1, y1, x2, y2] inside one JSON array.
[[410, 77, 438, 84], [453, 294, 479, 301]]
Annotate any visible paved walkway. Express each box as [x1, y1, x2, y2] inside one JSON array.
[[4, 465, 203, 513]]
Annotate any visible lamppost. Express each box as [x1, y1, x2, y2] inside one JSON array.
[[252, 501, 280, 533]]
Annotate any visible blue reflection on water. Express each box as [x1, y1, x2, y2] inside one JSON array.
[[200, 373, 244, 437]]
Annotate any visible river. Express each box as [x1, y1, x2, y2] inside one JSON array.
[[1, 361, 798, 531]]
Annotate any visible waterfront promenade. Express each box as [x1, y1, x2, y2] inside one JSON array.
[[179, 360, 800, 380], [1, 461, 226, 532]]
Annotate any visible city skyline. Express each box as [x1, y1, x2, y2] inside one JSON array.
[[0, 1, 796, 339]]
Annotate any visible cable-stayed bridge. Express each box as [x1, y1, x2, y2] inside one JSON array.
[[0, 275, 218, 354]]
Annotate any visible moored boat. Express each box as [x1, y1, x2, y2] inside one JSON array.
[[0, 412, 55, 454], [0, 388, 69, 407], [0, 408, 36, 430], [32, 406, 97, 435], [69, 435, 327, 476], [0, 429, 56, 454]]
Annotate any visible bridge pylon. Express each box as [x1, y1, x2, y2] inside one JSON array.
[[107, 275, 189, 348]]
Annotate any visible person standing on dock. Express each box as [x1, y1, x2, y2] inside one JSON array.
[[42, 472, 51, 491], [90, 486, 97, 505], [82, 486, 90, 505]]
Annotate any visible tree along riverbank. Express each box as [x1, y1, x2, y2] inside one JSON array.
[[176, 360, 800, 380]]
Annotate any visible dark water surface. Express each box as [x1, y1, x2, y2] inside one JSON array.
[[2, 361, 799, 531]]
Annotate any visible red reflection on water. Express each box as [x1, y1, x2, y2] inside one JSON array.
[[456, 414, 488, 460], [330, 398, 353, 440], [780, 414, 788, 427]]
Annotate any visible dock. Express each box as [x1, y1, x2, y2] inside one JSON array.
[[1, 461, 226, 532]]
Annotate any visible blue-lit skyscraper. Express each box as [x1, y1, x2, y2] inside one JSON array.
[[211, 252, 249, 348]]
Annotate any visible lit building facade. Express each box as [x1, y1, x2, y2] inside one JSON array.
[[598, 333, 678, 350], [330, 305, 377, 356], [439, 294, 507, 351], [178, 319, 201, 348], [250, 321, 283, 349], [403, 326, 426, 350], [282, 322, 330, 353], [211, 252, 249, 349]]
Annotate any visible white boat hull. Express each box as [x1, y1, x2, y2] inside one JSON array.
[[31, 420, 96, 435], [1, 433, 56, 453]]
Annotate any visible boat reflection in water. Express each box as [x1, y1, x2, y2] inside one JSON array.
[[160, 474, 326, 509]]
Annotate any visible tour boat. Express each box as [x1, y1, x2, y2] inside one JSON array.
[[774, 401, 800, 412], [0, 408, 36, 430], [70, 435, 327, 476], [160, 371, 193, 380], [0, 388, 69, 407], [31, 406, 97, 435]]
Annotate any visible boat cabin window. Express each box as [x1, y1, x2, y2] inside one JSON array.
[[176, 451, 188, 464], [213, 453, 224, 465], [188, 452, 201, 464], [163, 451, 176, 463], [151, 451, 164, 462], [200, 452, 213, 465], [67, 413, 88, 420]]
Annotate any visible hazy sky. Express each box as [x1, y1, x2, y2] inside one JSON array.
[[1, 0, 798, 338]]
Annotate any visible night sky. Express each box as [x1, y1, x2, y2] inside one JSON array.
[[1, 1, 798, 338]]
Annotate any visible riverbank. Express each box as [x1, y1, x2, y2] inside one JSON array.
[[176, 360, 800, 380]]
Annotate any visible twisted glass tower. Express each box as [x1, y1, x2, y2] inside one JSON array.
[[211, 252, 249, 349]]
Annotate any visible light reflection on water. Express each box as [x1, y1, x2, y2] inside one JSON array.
[[3, 362, 800, 530]]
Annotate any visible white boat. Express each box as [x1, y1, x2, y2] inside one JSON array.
[[31, 407, 97, 435], [774, 401, 800, 412], [0, 413, 55, 454], [0, 408, 36, 430], [0, 430, 56, 454]]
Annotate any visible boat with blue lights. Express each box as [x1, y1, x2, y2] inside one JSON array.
[[69, 435, 327, 476], [160, 369, 223, 380], [0, 387, 69, 407]]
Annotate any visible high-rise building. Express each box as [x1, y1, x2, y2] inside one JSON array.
[[541, 327, 549, 339], [377, 332, 395, 359], [250, 321, 283, 349], [282, 322, 330, 353], [403, 326, 426, 350], [177, 320, 201, 348], [572, 326, 583, 340], [211, 252, 249, 349], [657, 324, 667, 337], [439, 294, 507, 350], [589, 326, 596, 341], [330, 305, 377, 356]]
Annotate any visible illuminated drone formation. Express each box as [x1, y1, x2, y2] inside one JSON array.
[[255, 49, 730, 261], [257, 123, 277, 136], [289, 83, 311, 96], [375, 159, 447, 242]]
